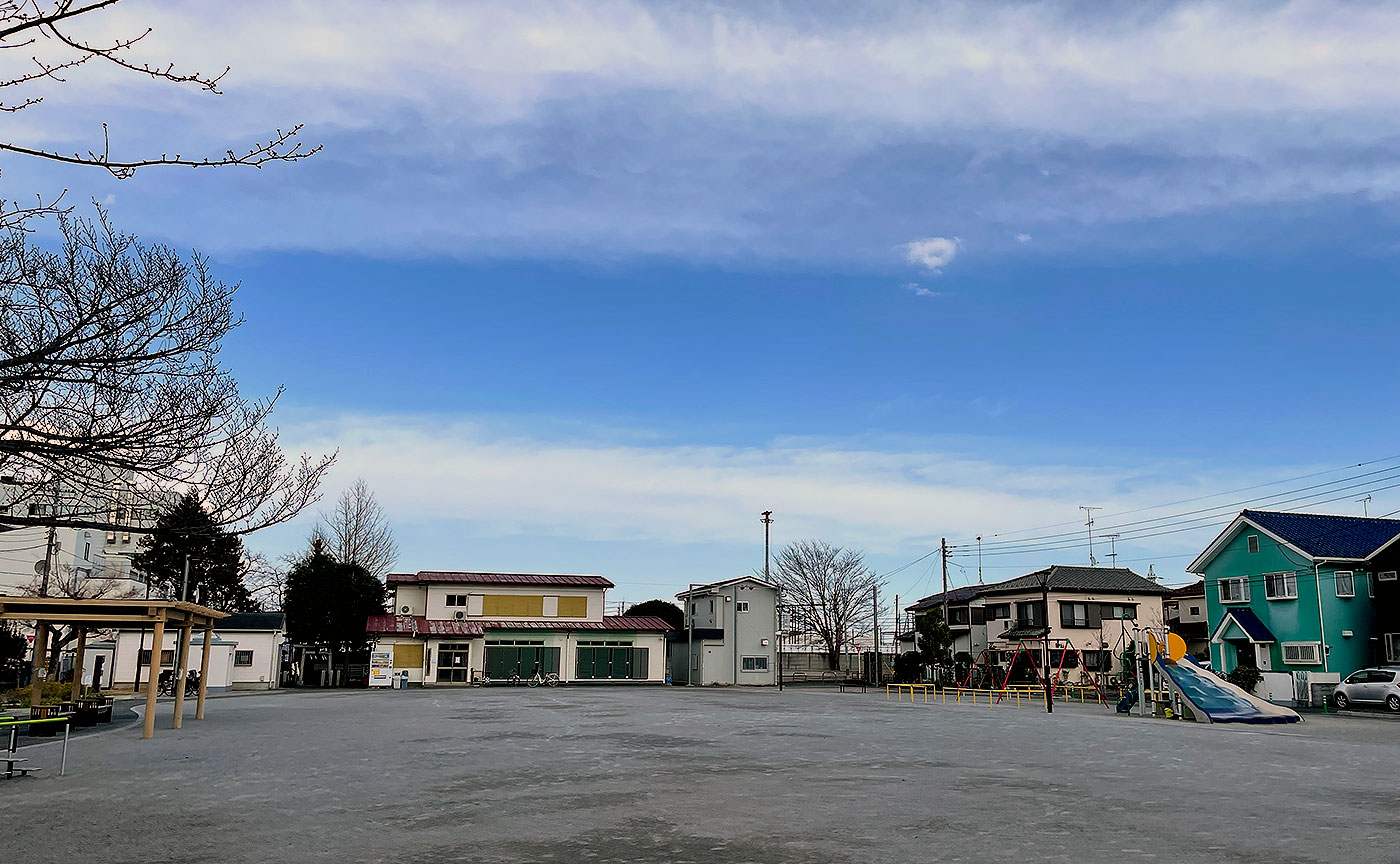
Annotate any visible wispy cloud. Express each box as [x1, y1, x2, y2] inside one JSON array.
[[12, 1, 1400, 262]]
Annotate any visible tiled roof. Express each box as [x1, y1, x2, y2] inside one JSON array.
[[1166, 580, 1205, 599], [217, 612, 286, 632], [908, 585, 984, 611], [386, 571, 614, 589], [1242, 509, 1400, 560], [365, 614, 672, 636], [982, 565, 1170, 596]]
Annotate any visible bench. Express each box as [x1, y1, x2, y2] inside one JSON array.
[[838, 680, 867, 693], [3, 756, 40, 779]]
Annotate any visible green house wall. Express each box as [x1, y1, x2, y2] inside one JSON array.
[[1200, 524, 1377, 677]]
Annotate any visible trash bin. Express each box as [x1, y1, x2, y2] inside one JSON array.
[[27, 704, 67, 737]]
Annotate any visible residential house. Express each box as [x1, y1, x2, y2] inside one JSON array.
[[671, 576, 779, 685], [907, 566, 1170, 685], [1189, 509, 1400, 704], [1163, 580, 1209, 659], [367, 571, 672, 685]]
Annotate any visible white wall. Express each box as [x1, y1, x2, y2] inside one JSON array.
[[110, 629, 236, 689]]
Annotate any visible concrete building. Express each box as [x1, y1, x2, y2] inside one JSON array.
[[367, 571, 672, 685], [670, 576, 779, 686]]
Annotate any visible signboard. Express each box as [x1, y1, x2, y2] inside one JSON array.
[[368, 651, 393, 687]]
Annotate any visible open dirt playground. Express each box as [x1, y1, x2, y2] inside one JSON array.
[[4, 686, 1398, 863]]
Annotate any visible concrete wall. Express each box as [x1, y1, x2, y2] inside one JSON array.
[[111, 629, 236, 690]]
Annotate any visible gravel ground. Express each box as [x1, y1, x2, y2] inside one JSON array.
[[3, 685, 1397, 864]]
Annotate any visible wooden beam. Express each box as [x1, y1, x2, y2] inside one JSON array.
[[196, 623, 213, 721], [142, 617, 166, 740], [69, 628, 87, 702], [172, 626, 193, 730]]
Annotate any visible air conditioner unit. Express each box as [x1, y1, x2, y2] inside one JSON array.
[[400, 605, 411, 614], [454, 611, 465, 620], [107, 532, 116, 543]]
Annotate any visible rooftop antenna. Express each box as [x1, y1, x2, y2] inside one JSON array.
[[1080, 505, 1101, 566], [1148, 564, 1158, 582], [1357, 495, 1372, 517], [1105, 534, 1120, 568], [976, 535, 983, 584]]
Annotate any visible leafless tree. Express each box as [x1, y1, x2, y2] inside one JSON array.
[[771, 539, 884, 670], [242, 550, 287, 612], [0, 211, 335, 535], [0, 0, 317, 229], [21, 561, 139, 672], [323, 478, 398, 579]]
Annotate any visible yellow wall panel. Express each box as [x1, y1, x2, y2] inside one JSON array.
[[556, 596, 589, 618], [482, 594, 544, 617], [393, 643, 424, 668]]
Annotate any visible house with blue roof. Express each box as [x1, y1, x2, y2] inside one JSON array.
[[1188, 509, 1400, 703]]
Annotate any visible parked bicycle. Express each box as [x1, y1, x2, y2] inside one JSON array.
[[156, 670, 201, 697]]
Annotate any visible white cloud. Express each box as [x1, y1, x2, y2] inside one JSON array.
[[1014, 233, 1032, 244], [905, 237, 961, 273], [13, 1, 1400, 260], [902, 281, 940, 298]]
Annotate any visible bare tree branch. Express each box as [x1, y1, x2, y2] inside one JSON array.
[[771, 539, 884, 670], [322, 478, 398, 579]]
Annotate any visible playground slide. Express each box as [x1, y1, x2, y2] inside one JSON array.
[[1154, 656, 1301, 724]]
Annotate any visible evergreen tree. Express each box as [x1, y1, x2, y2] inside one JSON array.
[[621, 599, 684, 631], [284, 538, 387, 666], [916, 607, 954, 669], [132, 492, 255, 612]]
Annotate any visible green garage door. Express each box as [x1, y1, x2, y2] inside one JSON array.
[[485, 641, 560, 678], [576, 643, 649, 680]]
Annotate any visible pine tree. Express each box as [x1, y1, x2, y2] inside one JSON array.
[[133, 492, 255, 612]]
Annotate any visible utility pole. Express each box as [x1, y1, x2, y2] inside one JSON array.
[[872, 585, 880, 685], [182, 554, 191, 601], [1080, 506, 1101, 566], [940, 538, 950, 687], [1042, 572, 1053, 713], [761, 510, 776, 689], [761, 510, 773, 580]]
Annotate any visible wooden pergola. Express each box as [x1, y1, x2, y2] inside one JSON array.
[[0, 597, 228, 739]]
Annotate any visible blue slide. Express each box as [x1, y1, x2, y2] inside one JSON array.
[[1154, 655, 1301, 724]]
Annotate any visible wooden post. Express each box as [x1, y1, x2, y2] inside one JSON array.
[[172, 624, 193, 729], [69, 628, 87, 702], [28, 624, 49, 708], [142, 615, 166, 740], [196, 622, 213, 720]]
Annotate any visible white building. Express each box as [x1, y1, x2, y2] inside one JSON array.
[[109, 612, 286, 691], [670, 576, 779, 686], [367, 571, 673, 685]]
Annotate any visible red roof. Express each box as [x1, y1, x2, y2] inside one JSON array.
[[365, 614, 672, 636], [385, 571, 614, 588]]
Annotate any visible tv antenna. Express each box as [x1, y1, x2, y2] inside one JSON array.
[[1080, 505, 1102, 565]]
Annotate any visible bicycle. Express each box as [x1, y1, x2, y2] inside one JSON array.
[[526, 670, 560, 688]]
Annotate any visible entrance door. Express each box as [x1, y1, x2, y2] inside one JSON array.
[[436, 643, 472, 683], [1232, 642, 1255, 672]]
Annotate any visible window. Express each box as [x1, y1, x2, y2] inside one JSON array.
[[736, 600, 749, 613], [1218, 578, 1249, 603], [436, 643, 472, 683], [741, 656, 769, 672], [1386, 634, 1400, 664], [444, 594, 470, 608], [1264, 572, 1298, 600], [1281, 642, 1320, 665], [1334, 571, 1355, 598], [234, 650, 254, 667], [985, 604, 1011, 620], [139, 649, 175, 667], [481, 594, 544, 617], [1188, 606, 1200, 617], [83, 541, 91, 560], [1053, 648, 1079, 669], [947, 606, 970, 626], [1247, 534, 1260, 554], [1100, 603, 1136, 621], [1060, 603, 1089, 628], [1380, 571, 1399, 583], [1082, 650, 1111, 671], [1016, 601, 1045, 628], [1368, 574, 1375, 598]]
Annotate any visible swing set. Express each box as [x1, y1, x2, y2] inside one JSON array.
[[959, 639, 1110, 707]]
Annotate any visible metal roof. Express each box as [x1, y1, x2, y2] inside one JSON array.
[[908, 585, 985, 611], [674, 575, 780, 599], [365, 614, 672, 636], [386, 571, 615, 589], [217, 612, 286, 632], [1212, 607, 1275, 644]]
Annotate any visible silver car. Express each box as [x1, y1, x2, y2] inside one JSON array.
[[1332, 667, 1400, 712]]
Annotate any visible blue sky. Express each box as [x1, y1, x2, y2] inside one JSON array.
[[7, 0, 1400, 611]]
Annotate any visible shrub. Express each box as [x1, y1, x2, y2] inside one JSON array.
[[891, 651, 924, 684], [1226, 665, 1262, 693]]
